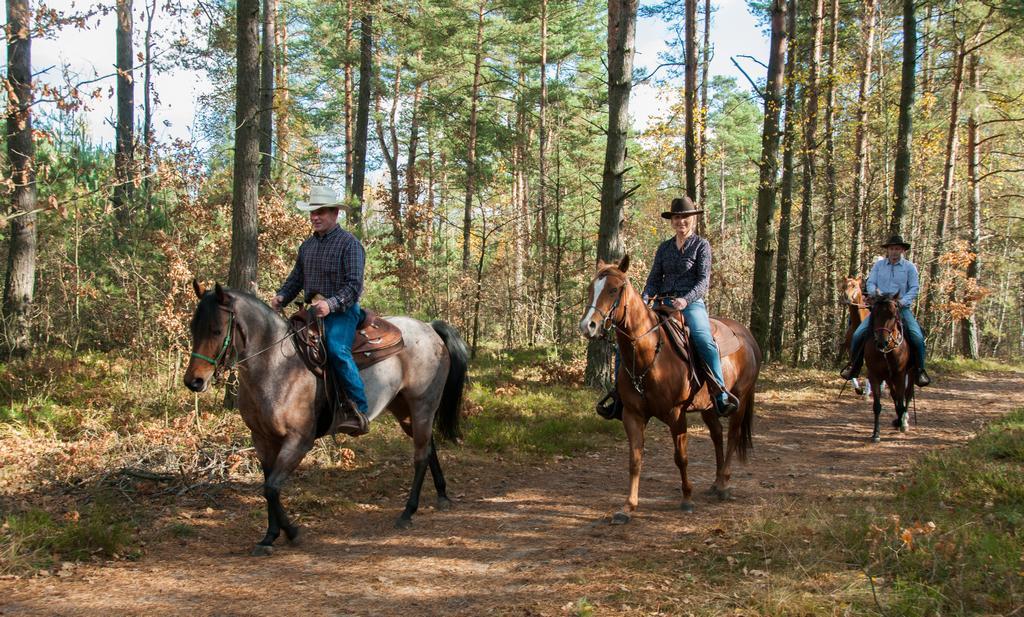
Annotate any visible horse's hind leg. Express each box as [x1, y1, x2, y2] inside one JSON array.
[[427, 437, 453, 510], [254, 435, 312, 555], [700, 408, 728, 498], [396, 423, 432, 529], [671, 421, 696, 513]]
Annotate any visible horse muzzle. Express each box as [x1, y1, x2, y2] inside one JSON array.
[[579, 316, 601, 339], [184, 375, 210, 393]]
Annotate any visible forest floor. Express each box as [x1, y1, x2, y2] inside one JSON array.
[[1, 363, 1022, 616]]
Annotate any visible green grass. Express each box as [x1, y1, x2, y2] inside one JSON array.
[[684, 407, 1024, 616], [1, 499, 136, 574], [930, 356, 1024, 375]]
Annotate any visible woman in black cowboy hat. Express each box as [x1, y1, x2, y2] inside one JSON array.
[[840, 234, 930, 387]]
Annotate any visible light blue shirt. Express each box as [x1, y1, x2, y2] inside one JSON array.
[[867, 256, 920, 307]]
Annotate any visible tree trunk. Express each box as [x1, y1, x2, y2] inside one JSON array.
[[350, 11, 373, 237], [584, 0, 638, 387], [823, 0, 840, 359], [344, 0, 354, 195], [960, 52, 981, 358], [143, 0, 156, 210], [748, 0, 788, 354], [684, 0, 697, 200], [258, 0, 274, 187], [923, 36, 967, 327], [888, 0, 916, 235], [228, 0, 261, 294], [273, 0, 289, 186], [3, 0, 36, 359], [795, 0, 824, 364], [113, 0, 134, 235], [374, 64, 403, 247], [462, 1, 485, 270], [698, 0, 711, 213], [406, 69, 422, 245], [536, 0, 550, 342], [768, 0, 797, 363], [847, 0, 877, 277]]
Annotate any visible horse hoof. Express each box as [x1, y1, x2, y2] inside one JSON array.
[[899, 424, 908, 433], [285, 526, 302, 545], [394, 517, 413, 530], [716, 488, 734, 502], [251, 544, 274, 557], [871, 435, 881, 443], [436, 497, 454, 511], [892, 418, 901, 428], [680, 501, 695, 513], [610, 512, 631, 525]]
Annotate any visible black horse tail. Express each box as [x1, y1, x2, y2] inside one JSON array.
[[431, 320, 469, 442], [736, 388, 755, 463]]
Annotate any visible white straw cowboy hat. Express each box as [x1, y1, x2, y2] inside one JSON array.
[[295, 185, 343, 212]]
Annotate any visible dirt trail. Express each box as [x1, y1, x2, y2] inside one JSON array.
[[2, 372, 1021, 616]]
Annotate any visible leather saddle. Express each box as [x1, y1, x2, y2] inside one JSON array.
[[653, 306, 743, 369], [288, 306, 405, 376]]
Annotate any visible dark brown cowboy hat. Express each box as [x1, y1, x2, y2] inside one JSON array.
[[880, 234, 911, 250], [660, 196, 704, 219]]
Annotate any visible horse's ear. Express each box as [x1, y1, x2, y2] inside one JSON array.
[[596, 258, 607, 271], [214, 282, 229, 305], [192, 278, 205, 299], [618, 254, 630, 273]]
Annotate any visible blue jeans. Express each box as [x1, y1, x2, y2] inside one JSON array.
[[679, 300, 728, 392], [849, 307, 926, 370], [323, 303, 369, 415]]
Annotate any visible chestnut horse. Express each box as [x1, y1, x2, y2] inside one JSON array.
[[864, 292, 914, 442], [840, 276, 872, 396], [184, 282, 468, 554], [579, 256, 761, 522]]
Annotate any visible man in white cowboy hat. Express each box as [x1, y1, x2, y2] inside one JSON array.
[[840, 234, 931, 387], [271, 185, 370, 436]]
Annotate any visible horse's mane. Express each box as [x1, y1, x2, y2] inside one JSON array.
[[191, 286, 286, 335]]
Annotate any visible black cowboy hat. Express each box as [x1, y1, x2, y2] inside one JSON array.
[[660, 196, 704, 219], [880, 234, 911, 250]]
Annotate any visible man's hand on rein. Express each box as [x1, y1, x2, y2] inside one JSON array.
[[311, 299, 331, 318]]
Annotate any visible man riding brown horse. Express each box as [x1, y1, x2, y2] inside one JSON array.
[[270, 186, 370, 436], [840, 234, 931, 388]]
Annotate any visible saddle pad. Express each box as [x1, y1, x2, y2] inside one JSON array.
[[709, 318, 742, 357], [352, 310, 405, 369]]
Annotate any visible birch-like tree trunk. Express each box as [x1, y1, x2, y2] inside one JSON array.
[[847, 0, 877, 277], [822, 0, 840, 358], [960, 53, 981, 358]]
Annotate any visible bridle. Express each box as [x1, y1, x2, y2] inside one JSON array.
[[871, 302, 904, 355], [190, 304, 305, 383], [588, 274, 666, 395]]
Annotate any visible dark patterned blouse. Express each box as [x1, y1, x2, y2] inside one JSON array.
[[642, 234, 712, 304]]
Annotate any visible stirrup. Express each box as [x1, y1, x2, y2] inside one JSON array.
[[915, 369, 931, 387], [840, 364, 857, 380], [334, 411, 369, 437], [596, 391, 623, 421], [714, 392, 738, 418]]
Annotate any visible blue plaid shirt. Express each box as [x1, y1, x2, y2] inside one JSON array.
[[867, 256, 919, 307], [643, 234, 712, 304], [276, 225, 365, 314]]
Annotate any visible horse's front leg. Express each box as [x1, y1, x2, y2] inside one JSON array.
[[870, 380, 882, 443], [890, 378, 909, 432], [396, 431, 431, 529], [253, 433, 313, 555], [672, 415, 695, 513], [613, 409, 647, 524]]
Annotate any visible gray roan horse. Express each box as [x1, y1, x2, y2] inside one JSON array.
[[184, 282, 468, 555]]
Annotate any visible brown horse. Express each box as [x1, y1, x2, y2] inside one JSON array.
[[578, 256, 761, 522], [864, 292, 913, 442], [840, 276, 872, 395]]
